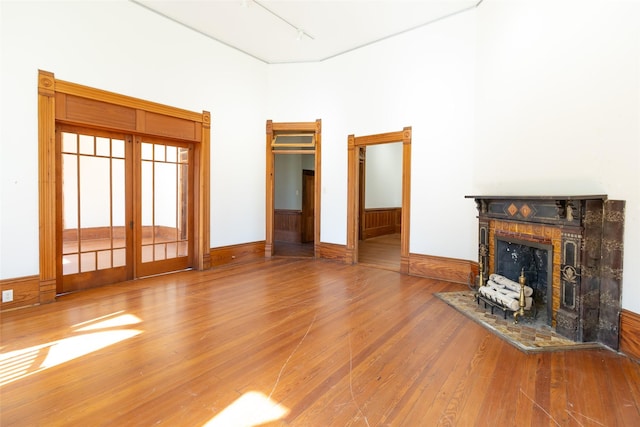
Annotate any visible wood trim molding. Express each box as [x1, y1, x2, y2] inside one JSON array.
[[346, 134, 357, 265], [198, 111, 212, 270], [54, 79, 203, 123], [409, 253, 478, 285], [347, 127, 411, 273], [38, 71, 57, 304], [210, 241, 266, 267], [270, 122, 318, 132], [620, 309, 640, 362], [319, 242, 478, 286]]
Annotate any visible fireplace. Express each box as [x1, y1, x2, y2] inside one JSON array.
[[466, 195, 625, 349]]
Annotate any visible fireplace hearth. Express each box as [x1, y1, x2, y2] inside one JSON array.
[[466, 195, 625, 349]]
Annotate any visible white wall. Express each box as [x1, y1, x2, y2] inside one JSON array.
[[266, 9, 478, 251], [2, 1, 638, 315], [0, 0, 267, 278], [475, 0, 640, 312], [365, 142, 403, 208], [274, 154, 315, 210]]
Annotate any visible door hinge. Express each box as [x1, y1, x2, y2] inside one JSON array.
[[130, 220, 134, 230]]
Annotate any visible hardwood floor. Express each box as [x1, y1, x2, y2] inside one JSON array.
[[273, 240, 314, 257], [358, 233, 401, 271], [1, 258, 639, 426]]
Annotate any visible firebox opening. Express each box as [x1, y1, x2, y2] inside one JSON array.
[[495, 237, 553, 326]]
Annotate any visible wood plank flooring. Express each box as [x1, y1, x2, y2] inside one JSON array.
[[358, 233, 401, 271], [1, 258, 639, 426]]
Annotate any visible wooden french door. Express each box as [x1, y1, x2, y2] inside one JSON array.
[[58, 126, 133, 293], [135, 137, 193, 278], [58, 127, 193, 293]]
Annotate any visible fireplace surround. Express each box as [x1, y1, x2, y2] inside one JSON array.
[[466, 195, 625, 349]]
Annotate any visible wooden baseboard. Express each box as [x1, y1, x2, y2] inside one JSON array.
[[620, 309, 640, 362], [210, 241, 265, 267], [409, 253, 478, 285], [1, 275, 40, 311], [315, 244, 478, 285], [317, 242, 347, 263]]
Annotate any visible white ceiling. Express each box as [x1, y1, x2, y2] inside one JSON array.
[[132, 0, 481, 64]]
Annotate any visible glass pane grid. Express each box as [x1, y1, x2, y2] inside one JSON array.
[[140, 142, 190, 265], [62, 131, 126, 276]]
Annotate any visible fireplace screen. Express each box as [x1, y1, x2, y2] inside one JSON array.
[[495, 237, 553, 325]]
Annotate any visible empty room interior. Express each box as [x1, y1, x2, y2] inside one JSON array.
[[1, 0, 639, 425]]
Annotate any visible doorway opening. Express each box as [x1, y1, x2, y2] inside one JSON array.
[[347, 128, 411, 273], [357, 142, 403, 271], [265, 120, 321, 258]]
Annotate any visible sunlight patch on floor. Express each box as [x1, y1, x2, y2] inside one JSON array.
[[0, 312, 142, 386], [203, 391, 289, 427]]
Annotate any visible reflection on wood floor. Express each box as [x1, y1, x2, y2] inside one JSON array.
[[273, 240, 314, 257], [359, 233, 401, 271]]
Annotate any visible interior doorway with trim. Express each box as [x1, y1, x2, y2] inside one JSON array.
[[347, 127, 412, 273], [265, 120, 321, 258]]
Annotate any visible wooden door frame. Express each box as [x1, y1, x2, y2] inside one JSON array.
[[301, 169, 315, 243], [358, 147, 366, 241], [265, 119, 321, 257], [347, 127, 412, 274], [38, 70, 210, 302]]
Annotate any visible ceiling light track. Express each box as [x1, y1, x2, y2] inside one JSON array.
[[130, 0, 269, 63], [320, 0, 483, 63], [251, 0, 315, 41]]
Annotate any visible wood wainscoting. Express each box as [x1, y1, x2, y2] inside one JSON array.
[[274, 209, 302, 243], [620, 309, 640, 362], [0, 275, 40, 311], [362, 207, 401, 239]]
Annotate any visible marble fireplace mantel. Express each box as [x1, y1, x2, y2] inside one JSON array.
[[465, 195, 625, 349]]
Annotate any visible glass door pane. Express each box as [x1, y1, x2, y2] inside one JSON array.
[[137, 140, 192, 277], [59, 129, 130, 292]]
